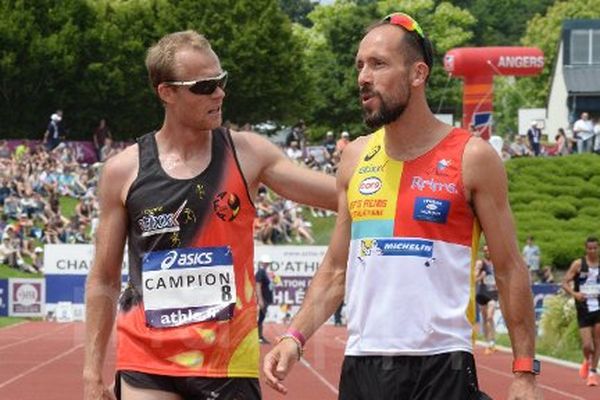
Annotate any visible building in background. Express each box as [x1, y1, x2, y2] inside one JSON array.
[[547, 20, 600, 141]]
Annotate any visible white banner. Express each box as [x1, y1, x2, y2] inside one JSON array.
[[43, 244, 128, 275], [254, 245, 328, 323]]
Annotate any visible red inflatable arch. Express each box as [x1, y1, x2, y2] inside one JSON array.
[[443, 47, 544, 139]]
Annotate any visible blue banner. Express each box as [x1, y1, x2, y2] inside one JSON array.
[[0, 279, 8, 317]]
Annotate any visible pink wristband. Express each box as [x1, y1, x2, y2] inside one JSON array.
[[286, 327, 306, 347]]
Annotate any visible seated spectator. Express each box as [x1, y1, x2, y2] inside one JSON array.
[[0, 233, 35, 273], [3, 195, 22, 219], [540, 266, 555, 284], [323, 131, 337, 156], [75, 197, 94, 225], [42, 224, 61, 244], [0, 178, 10, 205], [72, 223, 90, 244], [0, 140, 11, 159], [291, 211, 315, 244], [510, 136, 531, 157], [100, 137, 118, 162], [286, 141, 303, 163], [32, 246, 44, 273], [336, 131, 350, 154]]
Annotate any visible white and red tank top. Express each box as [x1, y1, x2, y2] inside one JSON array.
[[345, 128, 481, 356]]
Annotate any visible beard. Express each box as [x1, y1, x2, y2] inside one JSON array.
[[361, 85, 410, 129]]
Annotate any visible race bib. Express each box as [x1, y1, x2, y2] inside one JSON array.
[[141, 246, 236, 328], [581, 284, 600, 297], [483, 275, 496, 288]]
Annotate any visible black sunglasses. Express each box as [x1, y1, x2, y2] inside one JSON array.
[[164, 71, 228, 95]]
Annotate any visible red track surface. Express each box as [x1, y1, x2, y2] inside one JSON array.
[[0, 321, 598, 399]]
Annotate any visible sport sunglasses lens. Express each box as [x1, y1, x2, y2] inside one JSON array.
[[189, 73, 228, 95], [385, 13, 424, 38]]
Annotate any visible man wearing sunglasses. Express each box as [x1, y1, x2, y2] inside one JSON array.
[[264, 13, 541, 400], [83, 30, 336, 400]]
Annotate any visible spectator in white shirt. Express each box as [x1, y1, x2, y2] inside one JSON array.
[[573, 112, 594, 153]]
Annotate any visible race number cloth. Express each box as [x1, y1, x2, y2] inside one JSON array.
[[142, 246, 236, 328]]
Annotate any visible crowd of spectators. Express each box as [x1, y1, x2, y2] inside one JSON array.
[[0, 139, 105, 273], [4, 111, 598, 271], [0, 120, 348, 271], [498, 113, 600, 161], [252, 121, 344, 245]]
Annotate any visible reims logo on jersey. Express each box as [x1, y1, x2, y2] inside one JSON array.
[[359, 177, 382, 195]]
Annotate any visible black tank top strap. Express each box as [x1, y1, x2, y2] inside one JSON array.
[[581, 257, 589, 273], [136, 132, 161, 176]]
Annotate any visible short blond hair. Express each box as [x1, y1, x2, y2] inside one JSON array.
[[145, 30, 213, 91]]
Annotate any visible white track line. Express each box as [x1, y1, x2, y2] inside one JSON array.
[[0, 324, 71, 351], [0, 321, 28, 331], [299, 357, 339, 395], [477, 364, 587, 400], [0, 343, 83, 389]]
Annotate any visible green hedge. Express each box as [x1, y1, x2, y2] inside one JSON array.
[[507, 154, 600, 270]]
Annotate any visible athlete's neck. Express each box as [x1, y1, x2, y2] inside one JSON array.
[[156, 119, 213, 161], [382, 100, 451, 161], [586, 255, 599, 266]]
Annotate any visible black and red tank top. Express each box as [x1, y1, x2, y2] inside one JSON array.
[[116, 128, 259, 378]]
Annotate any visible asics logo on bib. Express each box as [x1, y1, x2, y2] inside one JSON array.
[[411, 176, 457, 193], [160, 250, 213, 270]]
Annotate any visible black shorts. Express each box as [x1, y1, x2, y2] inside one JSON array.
[[576, 308, 600, 328], [115, 370, 261, 400], [339, 351, 491, 400], [476, 292, 498, 306]]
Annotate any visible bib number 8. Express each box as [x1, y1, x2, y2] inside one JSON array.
[[222, 285, 233, 302]]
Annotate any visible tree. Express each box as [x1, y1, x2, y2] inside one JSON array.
[[0, 0, 98, 138], [0, 0, 310, 138], [465, 0, 556, 46], [279, 0, 317, 27]]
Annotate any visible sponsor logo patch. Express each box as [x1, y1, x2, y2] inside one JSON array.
[[359, 177, 382, 195], [363, 145, 381, 162], [358, 162, 386, 175], [212, 192, 241, 221], [360, 238, 434, 258], [413, 197, 451, 224], [138, 200, 187, 237], [411, 176, 457, 194]]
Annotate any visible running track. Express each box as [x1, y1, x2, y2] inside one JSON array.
[[0, 321, 597, 399]]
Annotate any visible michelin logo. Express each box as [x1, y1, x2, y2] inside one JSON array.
[[365, 239, 434, 258]]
